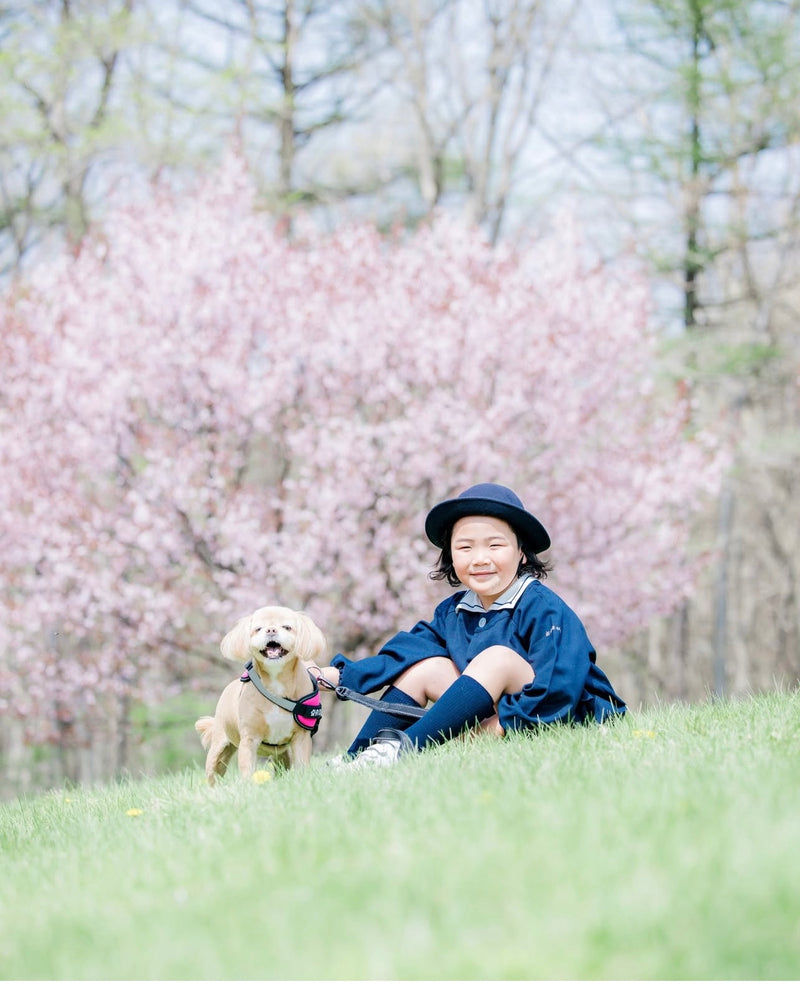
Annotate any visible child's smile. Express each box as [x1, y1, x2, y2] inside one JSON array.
[[450, 515, 524, 610]]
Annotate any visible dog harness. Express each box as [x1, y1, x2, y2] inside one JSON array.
[[240, 662, 323, 735]]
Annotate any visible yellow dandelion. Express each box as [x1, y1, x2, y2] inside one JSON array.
[[252, 769, 273, 784], [632, 729, 656, 739], [126, 808, 144, 817]]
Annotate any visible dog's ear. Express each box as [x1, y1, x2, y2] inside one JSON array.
[[294, 613, 328, 664], [220, 614, 252, 663]]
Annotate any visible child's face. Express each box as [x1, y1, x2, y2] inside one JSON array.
[[450, 515, 524, 609]]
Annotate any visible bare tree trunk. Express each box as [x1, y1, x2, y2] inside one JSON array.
[[278, 0, 297, 203], [116, 692, 131, 775], [713, 483, 735, 698], [669, 601, 690, 700]]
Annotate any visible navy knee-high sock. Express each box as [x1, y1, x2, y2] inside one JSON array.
[[347, 686, 424, 755], [402, 675, 495, 750]]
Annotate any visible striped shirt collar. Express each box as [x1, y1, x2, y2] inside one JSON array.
[[456, 575, 534, 613]]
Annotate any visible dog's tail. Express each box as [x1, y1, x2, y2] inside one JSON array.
[[194, 716, 215, 750]]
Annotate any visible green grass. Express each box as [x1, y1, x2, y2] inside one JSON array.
[[1, 690, 799, 980]]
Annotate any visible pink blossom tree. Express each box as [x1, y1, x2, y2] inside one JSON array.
[[0, 154, 725, 751]]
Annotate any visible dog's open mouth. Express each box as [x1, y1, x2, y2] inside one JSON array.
[[261, 641, 289, 661]]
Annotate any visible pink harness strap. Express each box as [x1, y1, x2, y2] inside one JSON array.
[[240, 664, 323, 735]]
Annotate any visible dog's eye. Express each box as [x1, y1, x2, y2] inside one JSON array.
[[282, 624, 293, 632], [253, 626, 262, 633]]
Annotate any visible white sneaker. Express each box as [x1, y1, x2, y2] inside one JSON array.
[[349, 737, 402, 769], [341, 728, 412, 770]]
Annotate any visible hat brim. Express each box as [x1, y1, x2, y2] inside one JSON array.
[[425, 497, 550, 553]]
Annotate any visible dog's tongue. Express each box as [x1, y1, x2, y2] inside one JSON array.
[[263, 643, 286, 660]]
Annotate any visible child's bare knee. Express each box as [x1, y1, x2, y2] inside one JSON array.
[[467, 646, 533, 696], [395, 655, 459, 703]]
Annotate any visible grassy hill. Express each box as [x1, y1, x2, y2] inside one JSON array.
[[1, 689, 798, 980]]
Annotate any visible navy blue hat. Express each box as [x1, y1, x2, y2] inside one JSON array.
[[425, 483, 550, 553]]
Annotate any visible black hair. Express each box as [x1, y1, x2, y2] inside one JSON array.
[[428, 521, 553, 587]]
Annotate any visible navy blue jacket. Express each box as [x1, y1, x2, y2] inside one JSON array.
[[331, 578, 626, 729]]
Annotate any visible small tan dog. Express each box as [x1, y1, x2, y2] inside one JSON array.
[[195, 605, 327, 784]]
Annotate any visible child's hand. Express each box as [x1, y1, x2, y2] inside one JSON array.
[[314, 666, 341, 689]]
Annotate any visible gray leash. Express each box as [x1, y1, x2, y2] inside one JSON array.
[[318, 675, 425, 722]]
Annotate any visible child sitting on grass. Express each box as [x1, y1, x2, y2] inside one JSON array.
[[317, 483, 626, 769]]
